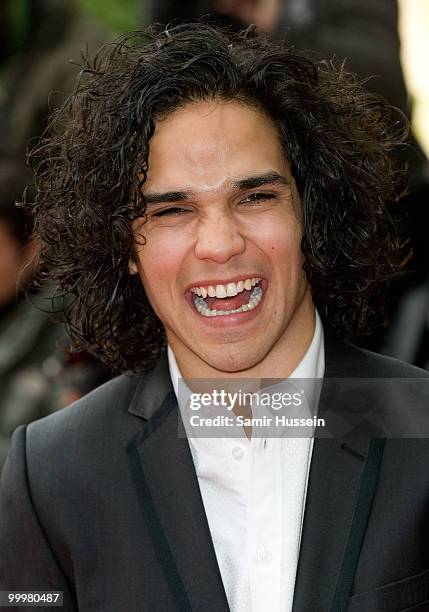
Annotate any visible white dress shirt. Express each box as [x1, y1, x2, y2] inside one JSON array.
[[168, 311, 325, 611]]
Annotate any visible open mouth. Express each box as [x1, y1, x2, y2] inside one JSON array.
[[189, 277, 264, 317]]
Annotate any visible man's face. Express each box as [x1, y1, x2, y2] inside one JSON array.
[[130, 100, 314, 375], [0, 221, 23, 307]]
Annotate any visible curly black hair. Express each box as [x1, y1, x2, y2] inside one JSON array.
[[27, 21, 409, 373]]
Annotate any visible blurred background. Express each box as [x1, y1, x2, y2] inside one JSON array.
[[0, 0, 428, 469]]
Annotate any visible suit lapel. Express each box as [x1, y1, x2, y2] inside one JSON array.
[[126, 337, 385, 612], [292, 336, 385, 612], [126, 355, 229, 612]]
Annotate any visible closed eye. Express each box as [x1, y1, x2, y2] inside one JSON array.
[[152, 207, 190, 217], [240, 192, 276, 204]]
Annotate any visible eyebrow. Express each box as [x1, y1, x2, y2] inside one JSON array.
[[232, 172, 290, 191], [143, 171, 290, 206]]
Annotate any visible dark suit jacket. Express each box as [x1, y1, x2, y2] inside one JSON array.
[[1, 337, 429, 611]]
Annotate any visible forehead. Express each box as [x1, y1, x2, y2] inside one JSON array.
[[144, 100, 290, 192]]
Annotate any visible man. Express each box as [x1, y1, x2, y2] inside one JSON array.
[[1, 22, 429, 612]]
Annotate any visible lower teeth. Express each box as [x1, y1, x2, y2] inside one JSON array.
[[193, 285, 263, 317]]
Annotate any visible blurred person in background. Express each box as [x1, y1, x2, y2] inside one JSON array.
[[0, 161, 62, 469], [0, 1, 112, 469], [0, 161, 111, 470], [147, 1, 412, 134], [147, 0, 410, 114], [0, 0, 108, 160]]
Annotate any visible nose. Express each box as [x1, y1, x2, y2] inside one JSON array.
[[194, 213, 246, 263]]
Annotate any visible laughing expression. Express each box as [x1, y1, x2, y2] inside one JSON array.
[[130, 100, 315, 377]]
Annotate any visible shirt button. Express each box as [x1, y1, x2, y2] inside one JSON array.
[[256, 547, 272, 563], [232, 446, 245, 460]]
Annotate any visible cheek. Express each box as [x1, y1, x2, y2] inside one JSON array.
[[252, 215, 307, 294], [253, 214, 303, 262], [135, 232, 190, 298], [142, 247, 177, 279]]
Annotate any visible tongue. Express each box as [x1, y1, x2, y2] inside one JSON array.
[[205, 288, 253, 311]]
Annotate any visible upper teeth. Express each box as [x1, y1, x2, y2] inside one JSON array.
[[190, 277, 261, 298], [194, 285, 263, 317]]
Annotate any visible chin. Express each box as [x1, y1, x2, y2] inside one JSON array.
[[204, 348, 264, 375]]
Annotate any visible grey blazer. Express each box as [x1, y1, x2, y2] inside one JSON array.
[[1, 336, 429, 611]]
